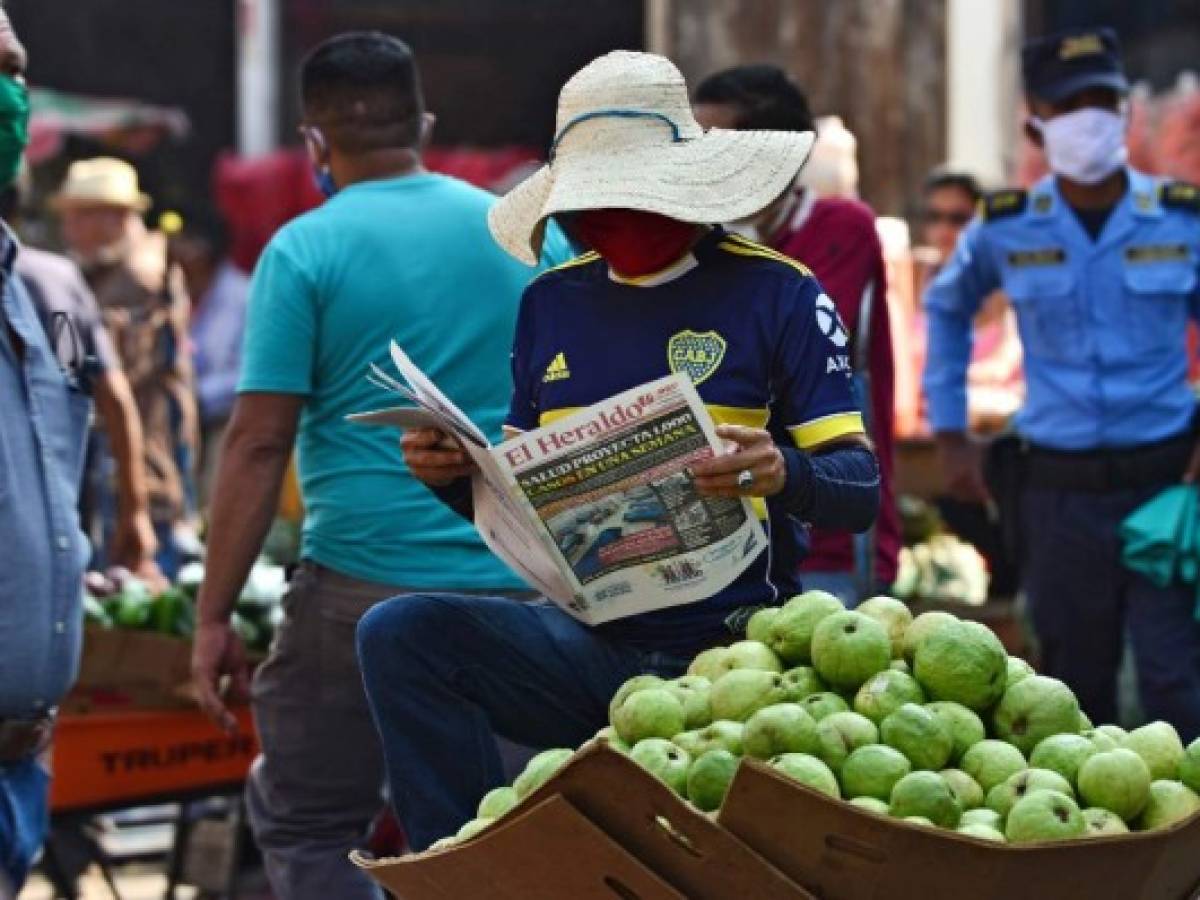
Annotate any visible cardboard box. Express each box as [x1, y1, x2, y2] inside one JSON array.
[[66, 626, 195, 712], [50, 706, 257, 813], [355, 742, 813, 900], [359, 744, 1200, 900], [718, 759, 1200, 900]]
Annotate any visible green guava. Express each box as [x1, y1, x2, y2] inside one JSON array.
[[881, 703, 953, 770], [913, 620, 1007, 712]]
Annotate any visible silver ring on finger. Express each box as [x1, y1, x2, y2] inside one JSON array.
[[736, 469, 755, 490]]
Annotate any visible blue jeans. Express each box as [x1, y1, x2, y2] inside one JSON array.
[[0, 758, 49, 893], [356, 595, 689, 850]]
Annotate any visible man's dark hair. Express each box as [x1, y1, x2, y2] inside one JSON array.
[[300, 31, 424, 153], [693, 64, 816, 133], [923, 169, 983, 204]]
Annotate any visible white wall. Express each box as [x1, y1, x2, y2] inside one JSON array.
[[236, 0, 279, 156], [946, 0, 1022, 186]]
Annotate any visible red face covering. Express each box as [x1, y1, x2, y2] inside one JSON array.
[[569, 208, 700, 277]]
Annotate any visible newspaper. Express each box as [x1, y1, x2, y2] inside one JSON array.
[[349, 342, 767, 625]]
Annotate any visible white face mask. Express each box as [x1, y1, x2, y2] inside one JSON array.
[[1031, 107, 1128, 185]]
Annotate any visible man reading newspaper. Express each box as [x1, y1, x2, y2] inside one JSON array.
[[357, 51, 881, 850], [356, 351, 771, 621]]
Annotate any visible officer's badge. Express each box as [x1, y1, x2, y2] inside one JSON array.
[[1124, 244, 1189, 264], [668, 330, 727, 385], [1058, 33, 1104, 60], [1033, 194, 1053, 214], [1007, 247, 1066, 268]]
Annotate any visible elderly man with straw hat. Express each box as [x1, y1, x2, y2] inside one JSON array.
[[53, 156, 198, 577], [356, 51, 881, 849]]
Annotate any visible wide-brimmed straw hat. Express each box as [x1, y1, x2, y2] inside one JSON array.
[[489, 51, 815, 264], [51, 157, 151, 212]]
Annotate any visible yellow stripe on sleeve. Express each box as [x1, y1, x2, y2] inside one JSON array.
[[789, 412, 866, 450]]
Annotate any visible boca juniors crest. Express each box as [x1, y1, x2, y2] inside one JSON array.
[[667, 330, 727, 385]]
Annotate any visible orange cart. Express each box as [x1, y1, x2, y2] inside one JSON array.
[[43, 706, 258, 898], [51, 705, 257, 814]]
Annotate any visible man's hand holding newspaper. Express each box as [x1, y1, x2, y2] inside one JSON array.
[[402, 427, 478, 486]]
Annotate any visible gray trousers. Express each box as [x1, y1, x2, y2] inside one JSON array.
[[246, 561, 393, 900], [245, 562, 529, 899]]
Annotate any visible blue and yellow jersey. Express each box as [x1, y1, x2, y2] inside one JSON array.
[[506, 228, 864, 653]]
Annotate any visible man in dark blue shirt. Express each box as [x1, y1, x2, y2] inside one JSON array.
[[500, 228, 868, 655], [356, 51, 880, 849], [0, 11, 91, 893]]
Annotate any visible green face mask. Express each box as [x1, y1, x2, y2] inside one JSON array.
[[0, 76, 30, 189]]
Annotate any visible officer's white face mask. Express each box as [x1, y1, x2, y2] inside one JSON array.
[[1031, 107, 1128, 185]]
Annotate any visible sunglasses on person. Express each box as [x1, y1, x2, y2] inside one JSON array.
[[922, 208, 974, 226]]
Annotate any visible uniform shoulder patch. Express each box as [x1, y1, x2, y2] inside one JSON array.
[[980, 189, 1027, 222], [1160, 181, 1200, 215]]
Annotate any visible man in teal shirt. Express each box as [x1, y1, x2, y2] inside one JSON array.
[[192, 33, 567, 899]]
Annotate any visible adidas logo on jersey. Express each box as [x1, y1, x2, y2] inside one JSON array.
[[542, 352, 571, 382]]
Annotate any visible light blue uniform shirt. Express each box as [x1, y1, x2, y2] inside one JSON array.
[[239, 172, 571, 588], [0, 232, 89, 718], [924, 168, 1200, 450]]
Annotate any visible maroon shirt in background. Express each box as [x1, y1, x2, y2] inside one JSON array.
[[770, 192, 900, 586]]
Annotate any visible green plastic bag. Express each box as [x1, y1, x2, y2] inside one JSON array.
[[1120, 485, 1200, 620]]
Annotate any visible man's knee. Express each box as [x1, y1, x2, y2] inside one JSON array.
[[360, 595, 451, 657], [357, 593, 464, 673]]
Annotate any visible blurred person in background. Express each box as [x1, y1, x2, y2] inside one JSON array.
[[918, 169, 1024, 433], [0, 179, 162, 586], [171, 207, 249, 505], [191, 32, 570, 898], [925, 28, 1200, 736], [917, 169, 1022, 597], [799, 114, 859, 199], [53, 157, 198, 578], [0, 10, 91, 894], [693, 64, 898, 604], [921, 170, 982, 265]]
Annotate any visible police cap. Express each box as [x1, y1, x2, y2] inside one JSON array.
[[1021, 27, 1128, 104]]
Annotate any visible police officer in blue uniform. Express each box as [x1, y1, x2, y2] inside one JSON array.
[[925, 27, 1200, 737]]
